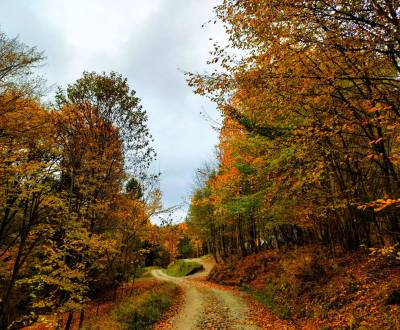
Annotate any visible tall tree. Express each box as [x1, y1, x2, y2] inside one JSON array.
[[188, 0, 400, 255]]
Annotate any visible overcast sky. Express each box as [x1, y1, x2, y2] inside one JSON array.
[[0, 0, 225, 223]]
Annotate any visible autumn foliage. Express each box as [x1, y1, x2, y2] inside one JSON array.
[[0, 32, 159, 329], [1, 1, 400, 328], [188, 0, 399, 258]]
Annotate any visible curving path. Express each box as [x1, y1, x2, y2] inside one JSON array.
[[151, 256, 259, 330]]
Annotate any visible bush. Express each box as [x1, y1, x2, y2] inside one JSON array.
[[143, 243, 172, 268]]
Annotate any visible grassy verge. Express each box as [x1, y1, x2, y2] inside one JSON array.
[[85, 281, 179, 330], [241, 284, 292, 320], [135, 266, 160, 278], [164, 259, 204, 277]]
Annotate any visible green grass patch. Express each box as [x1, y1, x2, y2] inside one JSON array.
[[113, 282, 179, 330], [84, 281, 179, 330], [135, 266, 160, 278], [164, 259, 204, 277], [241, 284, 292, 320]]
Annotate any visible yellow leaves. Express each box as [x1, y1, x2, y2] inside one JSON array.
[[370, 245, 400, 261], [89, 234, 118, 254], [0, 60, 157, 328], [387, 123, 399, 131], [137, 247, 150, 256], [366, 153, 381, 161], [372, 198, 400, 213]]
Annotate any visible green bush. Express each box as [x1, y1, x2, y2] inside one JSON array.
[[177, 235, 196, 259]]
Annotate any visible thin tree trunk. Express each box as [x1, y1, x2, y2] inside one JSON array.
[[64, 312, 73, 330], [78, 310, 85, 330]]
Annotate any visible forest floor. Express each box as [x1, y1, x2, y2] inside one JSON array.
[[152, 256, 294, 330], [208, 246, 400, 329], [24, 249, 400, 329]]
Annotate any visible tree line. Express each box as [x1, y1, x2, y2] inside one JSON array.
[[0, 30, 174, 329], [187, 0, 400, 260]]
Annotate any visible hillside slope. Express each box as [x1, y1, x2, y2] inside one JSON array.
[[208, 246, 400, 329]]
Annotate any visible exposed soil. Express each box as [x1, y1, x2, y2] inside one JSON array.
[[152, 256, 259, 330]]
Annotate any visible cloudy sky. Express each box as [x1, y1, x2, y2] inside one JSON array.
[[0, 0, 225, 222]]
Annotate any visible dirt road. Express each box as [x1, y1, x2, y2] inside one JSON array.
[[151, 256, 259, 330]]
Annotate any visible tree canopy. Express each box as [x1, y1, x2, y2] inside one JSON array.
[[187, 0, 400, 259], [0, 32, 159, 329]]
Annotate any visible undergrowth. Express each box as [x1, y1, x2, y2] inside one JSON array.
[[85, 281, 179, 330], [164, 259, 204, 277], [241, 284, 292, 320], [209, 246, 400, 328]]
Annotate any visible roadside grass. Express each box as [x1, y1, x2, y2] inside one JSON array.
[[164, 259, 204, 277], [84, 281, 179, 330], [135, 266, 160, 278], [241, 284, 292, 320]]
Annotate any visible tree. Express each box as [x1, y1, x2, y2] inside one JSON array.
[[0, 30, 54, 329], [47, 72, 157, 326], [187, 0, 400, 255], [126, 177, 143, 200], [0, 30, 44, 99], [0, 30, 159, 329], [55, 71, 155, 180]]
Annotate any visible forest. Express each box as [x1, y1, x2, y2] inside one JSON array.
[[187, 0, 400, 259], [1, 0, 400, 329], [0, 30, 199, 329]]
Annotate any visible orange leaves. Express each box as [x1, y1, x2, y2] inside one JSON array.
[[54, 101, 125, 207], [188, 0, 400, 258], [368, 137, 384, 146], [359, 197, 400, 213], [158, 225, 184, 260], [367, 103, 387, 114]]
